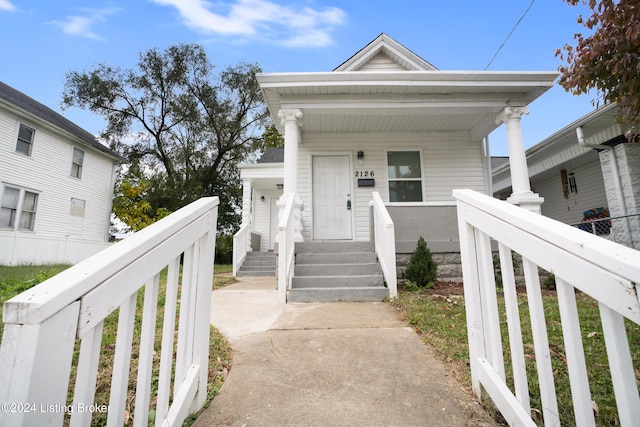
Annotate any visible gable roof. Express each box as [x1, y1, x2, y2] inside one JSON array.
[[257, 147, 284, 163], [334, 33, 437, 72], [0, 81, 124, 162]]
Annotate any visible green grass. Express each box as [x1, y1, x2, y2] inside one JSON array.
[[0, 264, 233, 426], [0, 264, 72, 337], [390, 288, 640, 426]]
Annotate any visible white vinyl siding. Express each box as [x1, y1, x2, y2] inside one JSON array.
[[537, 160, 608, 225], [297, 131, 486, 241], [251, 190, 281, 251], [0, 103, 118, 264]]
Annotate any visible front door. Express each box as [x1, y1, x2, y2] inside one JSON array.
[[312, 155, 352, 240]]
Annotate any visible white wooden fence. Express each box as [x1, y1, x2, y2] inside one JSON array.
[[454, 189, 640, 427], [370, 192, 397, 298], [0, 197, 219, 427], [232, 223, 250, 277], [276, 193, 302, 304]]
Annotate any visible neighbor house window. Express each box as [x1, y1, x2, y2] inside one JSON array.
[[0, 186, 38, 230], [71, 147, 85, 178], [387, 151, 423, 202], [15, 123, 35, 156]]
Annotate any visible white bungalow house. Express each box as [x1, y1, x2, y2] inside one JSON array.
[[235, 34, 557, 302], [493, 102, 640, 250], [0, 81, 124, 265]]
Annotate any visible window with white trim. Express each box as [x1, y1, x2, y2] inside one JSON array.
[[71, 147, 85, 178], [15, 123, 35, 156], [0, 186, 38, 230], [387, 151, 423, 202]]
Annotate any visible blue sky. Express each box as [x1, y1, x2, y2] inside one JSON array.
[[0, 0, 595, 156]]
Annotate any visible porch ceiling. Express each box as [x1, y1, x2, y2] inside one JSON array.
[[258, 71, 558, 141]]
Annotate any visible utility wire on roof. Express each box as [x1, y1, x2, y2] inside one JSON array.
[[484, 0, 536, 70]]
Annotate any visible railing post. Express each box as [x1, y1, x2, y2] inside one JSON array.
[[0, 302, 80, 426], [455, 201, 485, 398], [192, 218, 216, 411]]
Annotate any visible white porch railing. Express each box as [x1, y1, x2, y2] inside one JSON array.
[[232, 223, 250, 277], [0, 197, 219, 427], [370, 192, 398, 298], [454, 189, 640, 427], [276, 193, 301, 304]]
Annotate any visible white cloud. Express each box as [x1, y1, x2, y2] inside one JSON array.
[[152, 0, 346, 47], [51, 7, 121, 39], [0, 0, 16, 11]]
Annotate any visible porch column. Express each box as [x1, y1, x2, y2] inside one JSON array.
[[278, 108, 303, 194], [241, 178, 253, 251], [496, 106, 544, 213]]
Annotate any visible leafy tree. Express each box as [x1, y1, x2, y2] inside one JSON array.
[[404, 236, 438, 288], [62, 44, 270, 232], [557, 0, 640, 127], [260, 124, 284, 148]]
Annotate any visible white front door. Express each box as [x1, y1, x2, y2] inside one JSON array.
[[312, 155, 352, 240]]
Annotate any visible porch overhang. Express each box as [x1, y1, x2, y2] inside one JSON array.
[[238, 163, 283, 192], [258, 71, 558, 141]]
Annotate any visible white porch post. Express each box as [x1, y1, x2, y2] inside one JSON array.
[[496, 106, 544, 213], [278, 108, 303, 194], [278, 108, 304, 242], [241, 178, 253, 251]]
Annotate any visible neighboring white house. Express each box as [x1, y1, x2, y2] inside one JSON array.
[[238, 147, 284, 252], [493, 103, 640, 250], [0, 81, 124, 265]]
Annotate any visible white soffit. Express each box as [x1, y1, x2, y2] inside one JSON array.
[[258, 33, 558, 137]]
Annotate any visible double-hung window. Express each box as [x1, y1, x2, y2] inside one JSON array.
[[0, 186, 38, 230], [15, 123, 35, 156], [71, 147, 85, 178], [387, 151, 423, 202]]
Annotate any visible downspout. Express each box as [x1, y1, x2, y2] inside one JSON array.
[[576, 126, 631, 245], [483, 136, 493, 196]]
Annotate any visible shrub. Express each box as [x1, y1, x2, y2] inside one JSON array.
[[404, 236, 437, 288]]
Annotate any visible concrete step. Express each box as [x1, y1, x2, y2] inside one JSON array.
[[240, 265, 276, 271], [243, 259, 276, 267], [292, 275, 384, 288], [246, 251, 276, 258], [237, 270, 276, 277], [295, 241, 374, 254], [238, 251, 276, 277], [288, 286, 388, 303], [295, 251, 377, 265], [294, 263, 380, 276]]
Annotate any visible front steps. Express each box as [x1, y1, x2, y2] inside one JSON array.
[[289, 241, 388, 303], [236, 251, 276, 276]]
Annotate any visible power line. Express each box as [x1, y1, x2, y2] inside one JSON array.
[[484, 0, 536, 70]]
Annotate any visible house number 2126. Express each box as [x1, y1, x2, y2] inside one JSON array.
[[354, 170, 374, 177]]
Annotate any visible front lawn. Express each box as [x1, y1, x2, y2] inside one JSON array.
[[0, 263, 233, 426], [390, 282, 640, 426]]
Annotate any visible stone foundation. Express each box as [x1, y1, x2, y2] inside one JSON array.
[[396, 252, 463, 283], [396, 251, 552, 287]]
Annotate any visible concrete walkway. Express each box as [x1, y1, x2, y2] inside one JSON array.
[[193, 276, 497, 427]]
